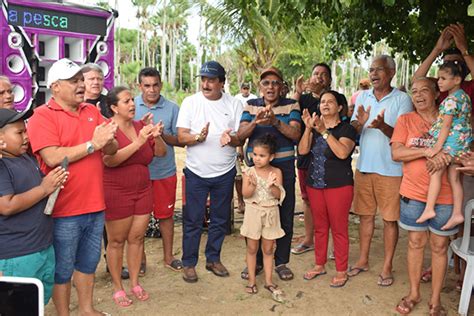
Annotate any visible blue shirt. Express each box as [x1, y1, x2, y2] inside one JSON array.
[[0, 154, 53, 259], [351, 88, 412, 176], [134, 95, 179, 180]]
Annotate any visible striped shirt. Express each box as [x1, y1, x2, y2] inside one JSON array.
[[240, 97, 301, 177]]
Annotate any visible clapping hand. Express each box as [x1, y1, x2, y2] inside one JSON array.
[[136, 124, 154, 146], [141, 112, 154, 125], [312, 113, 327, 134], [267, 171, 277, 188], [355, 105, 371, 127], [255, 108, 272, 125], [151, 121, 164, 138], [295, 75, 306, 95], [368, 109, 385, 129], [92, 121, 118, 150], [302, 109, 314, 129], [40, 166, 69, 195], [220, 128, 233, 147]]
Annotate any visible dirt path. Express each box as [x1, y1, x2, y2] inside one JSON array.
[[45, 148, 468, 315]]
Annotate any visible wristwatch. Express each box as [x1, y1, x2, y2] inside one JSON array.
[[321, 130, 330, 140], [86, 141, 95, 154], [195, 134, 203, 143], [462, 49, 469, 56]]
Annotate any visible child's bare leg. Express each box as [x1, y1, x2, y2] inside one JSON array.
[[246, 239, 259, 289], [442, 164, 464, 230], [262, 238, 276, 286], [417, 169, 444, 223]]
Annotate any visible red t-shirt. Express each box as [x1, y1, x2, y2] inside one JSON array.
[[391, 112, 453, 204], [27, 98, 106, 218]]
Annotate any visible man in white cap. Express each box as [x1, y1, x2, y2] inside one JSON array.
[[27, 58, 118, 316]]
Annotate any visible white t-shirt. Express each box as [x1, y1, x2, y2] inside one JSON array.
[[234, 93, 258, 105], [177, 92, 243, 178]]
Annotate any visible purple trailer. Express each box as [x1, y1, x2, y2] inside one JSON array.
[[0, 0, 117, 110]]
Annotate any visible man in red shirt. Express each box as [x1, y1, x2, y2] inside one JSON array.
[[28, 59, 118, 316]]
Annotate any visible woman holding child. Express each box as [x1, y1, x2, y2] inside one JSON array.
[[102, 86, 167, 307], [391, 77, 457, 315]]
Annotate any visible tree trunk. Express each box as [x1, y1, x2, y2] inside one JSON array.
[[160, 0, 167, 82]]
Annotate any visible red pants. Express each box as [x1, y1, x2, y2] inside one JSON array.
[[307, 185, 353, 272]]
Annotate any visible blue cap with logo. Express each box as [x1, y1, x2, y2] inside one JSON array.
[[198, 61, 226, 79]]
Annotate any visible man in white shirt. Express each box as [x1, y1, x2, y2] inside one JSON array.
[[234, 82, 257, 105], [177, 61, 243, 283]]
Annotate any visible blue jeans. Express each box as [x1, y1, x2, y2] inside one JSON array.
[[53, 211, 105, 284], [399, 197, 458, 236], [182, 168, 236, 267]]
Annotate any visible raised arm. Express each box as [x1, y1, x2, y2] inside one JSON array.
[[412, 27, 452, 81]]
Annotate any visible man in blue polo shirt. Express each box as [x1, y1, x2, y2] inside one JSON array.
[[347, 55, 412, 286], [134, 67, 183, 272]]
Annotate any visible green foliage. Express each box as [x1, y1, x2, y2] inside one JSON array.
[[254, 0, 474, 62]]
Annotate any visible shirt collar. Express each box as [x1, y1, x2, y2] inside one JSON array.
[[137, 94, 164, 109], [47, 98, 88, 112]]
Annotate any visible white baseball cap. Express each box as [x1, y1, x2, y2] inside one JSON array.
[[47, 58, 82, 88]]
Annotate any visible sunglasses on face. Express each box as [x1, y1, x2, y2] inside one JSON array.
[[261, 79, 282, 87]]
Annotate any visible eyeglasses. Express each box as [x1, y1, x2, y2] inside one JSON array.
[[369, 67, 386, 73], [261, 79, 282, 87]]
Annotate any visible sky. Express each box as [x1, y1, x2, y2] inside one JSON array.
[[70, 0, 201, 45]]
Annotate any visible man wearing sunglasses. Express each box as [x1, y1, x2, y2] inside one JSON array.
[[238, 67, 301, 281]]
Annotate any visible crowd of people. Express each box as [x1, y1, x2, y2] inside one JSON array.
[[0, 23, 473, 316]]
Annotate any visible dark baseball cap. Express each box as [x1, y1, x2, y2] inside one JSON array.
[[0, 108, 33, 128], [241, 83, 250, 89], [199, 61, 226, 78], [260, 67, 284, 81]]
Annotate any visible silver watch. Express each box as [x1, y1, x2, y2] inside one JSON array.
[[86, 141, 95, 154]]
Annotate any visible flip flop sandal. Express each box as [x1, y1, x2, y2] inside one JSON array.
[[275, 264, 294, 281], [240, 265, 263, 280], [264, 284, 285, 303], [330, 276, 348, 288], [428, 304, 447, 316], [130, 284, 149, 301], [303, 269, 327, 280], [420, 268, 432, 283], [291, 243, 314, 255], [112, 290, 132, 308], [165, 259, 183, 272], [395, 296, 421, 314], [347, 266, 369, 277], [378, 274, 394, 287], [245, 284, 258, 294]]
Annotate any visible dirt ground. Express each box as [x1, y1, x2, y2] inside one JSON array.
[[45, 147, 471, 315]]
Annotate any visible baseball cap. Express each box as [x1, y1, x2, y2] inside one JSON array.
[[47, 58, 82, 88], [241, 83, 250, 89], [260, 67, 284, 81], [198, 61, 226, 78], [0, 108, 33, 128]]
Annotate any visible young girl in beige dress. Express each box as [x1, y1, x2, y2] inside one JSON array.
[[240, 134, 286, 303]]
